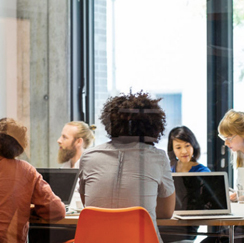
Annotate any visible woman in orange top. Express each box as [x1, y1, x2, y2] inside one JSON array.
[[0, 118, 66, 243]]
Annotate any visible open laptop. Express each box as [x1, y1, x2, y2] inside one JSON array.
[[172, 172, 242, 220], [36, 168, 79, 210]]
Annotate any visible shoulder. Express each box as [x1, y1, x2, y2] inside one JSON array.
[[80, 142, 168, 165], [11, 158, 36, 172], [137, 143, 168, 159], [85, 142, 112, 152], [20, 159, 40, 178], [80, 142, 112, 165], [191, 163, 211, 172], [81, 142, 111, 157], [6, 158, 40, 182], [61, 161, 71, 168]]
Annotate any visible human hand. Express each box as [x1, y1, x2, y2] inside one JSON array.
[[230, 192, 238, 202]]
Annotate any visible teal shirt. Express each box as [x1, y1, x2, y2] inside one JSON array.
[[171, 163, 211, 172]]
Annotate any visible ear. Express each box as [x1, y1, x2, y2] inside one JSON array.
[[76, 137, 84, 147]]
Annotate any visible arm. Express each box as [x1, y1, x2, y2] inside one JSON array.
[[31, 173, 66, 220], [156, 191, 175, 219], [79, 158, 85, 206], [80, 194, 85, 206], [156, 152, 176, 218]]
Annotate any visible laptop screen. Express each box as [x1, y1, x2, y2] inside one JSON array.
[[36, 168, 79, 205], [172, 172, 231, 215]]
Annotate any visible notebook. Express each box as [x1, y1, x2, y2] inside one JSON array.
[[36, 168, 79, 208], [172, 172, 242, 220]]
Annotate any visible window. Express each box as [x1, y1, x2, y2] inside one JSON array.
[[234, 0, 244, 110], [0, 0, 235, 173], [94, 0, 208, 165], [156, 93, 182, 149]]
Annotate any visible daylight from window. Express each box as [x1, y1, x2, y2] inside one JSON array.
[[95, 0, 207, 165]]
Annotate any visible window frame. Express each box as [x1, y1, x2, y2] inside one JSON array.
[[71, 0, 94, 125], [207, 0, 233, 185]]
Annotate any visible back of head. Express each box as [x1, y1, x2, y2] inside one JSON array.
[[66, 121, 96, 149], [218, 109, 244, 138], [99, 91, 166, 143], [167, 126, 200, 165], [0, 118, 28, 159]]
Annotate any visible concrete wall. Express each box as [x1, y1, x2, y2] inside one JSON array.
[[20, 0, 70, 167], [0, 0, 71, 167]]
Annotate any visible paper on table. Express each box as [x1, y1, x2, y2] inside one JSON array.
[[231, 202, 244, 217]]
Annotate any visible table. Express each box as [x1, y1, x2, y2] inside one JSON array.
[[30, 203, 244, 243]]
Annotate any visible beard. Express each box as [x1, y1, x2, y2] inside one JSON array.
[[58, 146, 77, 164]]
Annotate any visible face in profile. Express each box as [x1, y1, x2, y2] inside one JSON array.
[[224, 135, 244, 152], [173, 139, 194, 163], [57, 125, 78, 163]]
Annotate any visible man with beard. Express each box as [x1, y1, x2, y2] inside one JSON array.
[[57, 121, 96, 168], [57, 121, 96, 210]]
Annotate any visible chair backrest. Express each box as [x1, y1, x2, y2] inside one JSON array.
[[74, 206, 159, 243]]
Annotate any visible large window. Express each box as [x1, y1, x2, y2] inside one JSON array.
[[233, 0, 244, 183], [94, 0, 208, 165], [0, 0, 237, 172], [234, 0, 244, 110]]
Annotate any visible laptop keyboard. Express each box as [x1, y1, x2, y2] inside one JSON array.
[[174, 213, 243, 220], [178, 214, 232, 217]]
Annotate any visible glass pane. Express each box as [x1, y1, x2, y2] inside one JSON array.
[[94, 0, 207, 165], [233, 0, 244, 110], [0, 1, 70, 167]]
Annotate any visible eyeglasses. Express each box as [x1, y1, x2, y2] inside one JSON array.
[[218, 134, 237, 142]]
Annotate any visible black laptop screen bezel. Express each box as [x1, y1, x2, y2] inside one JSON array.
[[172, 172, 231, 215], [36, 168, 79, 205]]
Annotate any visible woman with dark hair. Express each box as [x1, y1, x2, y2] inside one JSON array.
[[168, 126, 210, 172], [160, 126, 210, 243], [0, 118, 65, 243], [79, 91, 175, 243]]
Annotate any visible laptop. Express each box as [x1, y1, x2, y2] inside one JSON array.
[[172, 172, 242, 220], [36, 168, 79, 209]]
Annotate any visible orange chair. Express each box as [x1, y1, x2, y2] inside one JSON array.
[[63, 206, 159, 243]]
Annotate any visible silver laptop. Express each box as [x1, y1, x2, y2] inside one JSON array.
[[172, 172, 242, 220], [36, 168, 79, 209]]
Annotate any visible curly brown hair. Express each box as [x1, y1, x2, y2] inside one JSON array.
[[100, 91, 166, 143], [0, 118, 28, 158]]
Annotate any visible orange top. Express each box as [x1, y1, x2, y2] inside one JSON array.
[[0, 156, 66, 243]]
